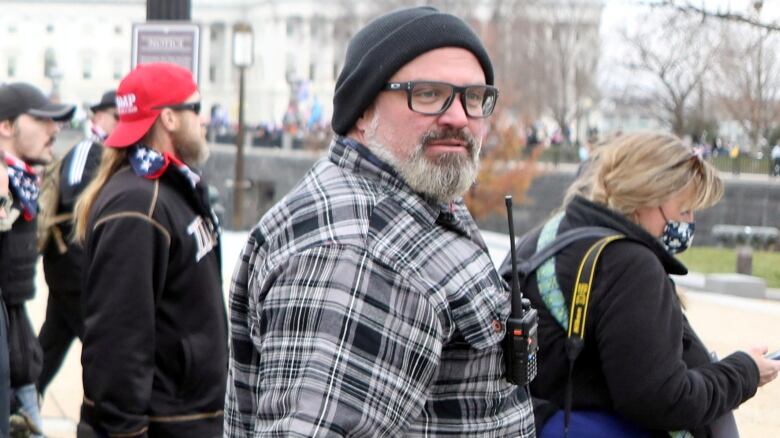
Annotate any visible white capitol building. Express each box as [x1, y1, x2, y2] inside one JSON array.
[[0, 0, 373, 127], [0, 0, 604, 136]]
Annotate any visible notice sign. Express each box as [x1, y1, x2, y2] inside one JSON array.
[[132, 22, 200, 82]]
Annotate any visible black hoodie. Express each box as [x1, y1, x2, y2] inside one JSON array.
[[81, 164, 227, 438], [500, 196, 759, 438]]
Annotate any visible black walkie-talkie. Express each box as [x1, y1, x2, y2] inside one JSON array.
[[503, 196, 539, 386]]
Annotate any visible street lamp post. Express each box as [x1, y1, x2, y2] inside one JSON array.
[[232, 22, 254, 230], [754, 1, 765, 155]]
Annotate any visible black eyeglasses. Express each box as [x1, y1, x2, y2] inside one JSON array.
[[153, 101, 201, 115], [383, 81, 499, 118]]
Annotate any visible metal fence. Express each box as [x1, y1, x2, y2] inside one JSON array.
[[536, 146, 780, 176]]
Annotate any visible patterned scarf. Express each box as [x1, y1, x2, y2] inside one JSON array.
[[128, 144, 201, 188], [4, 153, 39, 221]]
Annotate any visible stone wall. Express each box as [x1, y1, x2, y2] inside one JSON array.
[[205, 145, 780, 247], [202, 144, 322, 229], [478, 169, 780, 247]]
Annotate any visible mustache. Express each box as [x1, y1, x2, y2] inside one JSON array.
[[420, 128, 476, 152]]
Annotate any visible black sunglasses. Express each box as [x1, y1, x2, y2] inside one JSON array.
[[153, 101, 201, 115]]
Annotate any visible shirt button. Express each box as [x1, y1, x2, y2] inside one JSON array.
[[491, 320, 503, 333]]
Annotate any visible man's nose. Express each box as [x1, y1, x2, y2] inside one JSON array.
[[438, 94, 469, 128]]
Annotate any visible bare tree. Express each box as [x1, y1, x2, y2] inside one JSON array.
[[544, 0, 602, 145], [714, 20, 780, 147], [484, 0, 602, 142], [648, 0, 780, 32], [620, 11, 719, 135]]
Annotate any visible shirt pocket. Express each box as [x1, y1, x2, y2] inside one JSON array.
[[449, 281, 509, 351]]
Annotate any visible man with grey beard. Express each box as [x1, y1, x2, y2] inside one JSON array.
[[225, 6, 535, 437]]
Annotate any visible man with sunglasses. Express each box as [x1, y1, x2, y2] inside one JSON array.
[[38, 89, 118, 397], [0, 82, 75, 437], [225, 6, 535, 436], [74, 63, 226, 437]]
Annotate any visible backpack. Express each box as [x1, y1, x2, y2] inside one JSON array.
[[36, 157, 71, 254], [500, 213, 630, 436]]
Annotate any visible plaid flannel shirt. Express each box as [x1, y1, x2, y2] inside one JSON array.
[[225, 136, 535, 437]]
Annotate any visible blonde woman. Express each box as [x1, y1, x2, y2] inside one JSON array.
[[501, 132, 780, 437]]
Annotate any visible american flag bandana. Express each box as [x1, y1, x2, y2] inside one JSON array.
[[129, 144, 200, 188], [4, 153, 39, 221]]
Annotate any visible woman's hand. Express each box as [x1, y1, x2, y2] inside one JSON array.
[[746, 346, 780, 387]]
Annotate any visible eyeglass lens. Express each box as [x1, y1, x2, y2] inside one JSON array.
[[410, 82, 497, 117], [187, 102, 201, 115]]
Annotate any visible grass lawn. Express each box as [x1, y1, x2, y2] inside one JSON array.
[[676, 247, 780, 288]]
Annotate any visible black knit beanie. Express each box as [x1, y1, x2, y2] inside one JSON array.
[[331, 6, 494, 135]]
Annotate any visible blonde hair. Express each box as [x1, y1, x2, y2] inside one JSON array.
[[73, 147, 128, 242], [565, 132, 723, 217]]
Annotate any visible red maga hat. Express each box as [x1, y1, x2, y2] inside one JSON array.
[[105, 63, 198, 148]]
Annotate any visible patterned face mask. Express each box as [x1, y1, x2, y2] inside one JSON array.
[[659, 207, 695, 255]]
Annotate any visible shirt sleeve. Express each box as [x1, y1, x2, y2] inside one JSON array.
[[592, 242, 759, 431], [82, 213, 170, 437], [225, 239, 444, 437]]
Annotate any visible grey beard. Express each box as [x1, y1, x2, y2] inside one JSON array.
[[366, 130, 480, 204]]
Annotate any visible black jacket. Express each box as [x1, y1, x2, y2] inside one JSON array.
[[0, 193, 43, 387], [501, 196, 759, 437], [81, 164, 227, 438], [43, 138, 103, 292], [0, 200, 37, 305]]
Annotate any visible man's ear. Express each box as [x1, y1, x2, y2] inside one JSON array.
[[158, 109, 179, 132], [353, 104, 376, 134], [0, 120, 14, 138]]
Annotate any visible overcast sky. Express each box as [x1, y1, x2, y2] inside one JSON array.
[[597, 0, 780, 95], [602, 0, 780, 36]]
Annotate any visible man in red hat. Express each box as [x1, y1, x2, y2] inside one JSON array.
[[73, 63, 227, 437], [38, 89, 119, 397], [0, 82, 75, 437]]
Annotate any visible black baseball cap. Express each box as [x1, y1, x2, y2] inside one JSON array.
[[90, 90, 117, 113], [0, 82, 75, 122]]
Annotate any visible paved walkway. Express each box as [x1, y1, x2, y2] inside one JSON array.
[[28, 232, 780, 437]]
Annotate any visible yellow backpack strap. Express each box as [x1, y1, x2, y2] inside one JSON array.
[[563, 234, 623, 437], [568, 234, 624, 340]]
